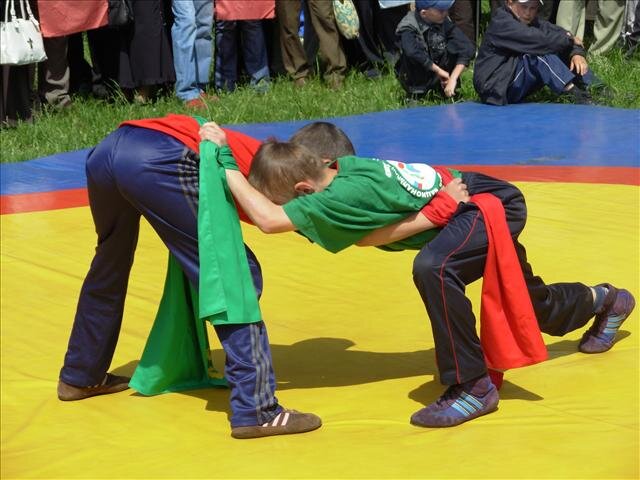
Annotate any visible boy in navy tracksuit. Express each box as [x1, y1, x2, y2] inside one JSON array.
[[56, 115, 321, 439], [395, 0, 475, 99], [474, 0, 599, 106]]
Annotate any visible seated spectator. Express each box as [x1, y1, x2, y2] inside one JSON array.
[[395, 0, 475, 99], [474, 0, 599, 106]]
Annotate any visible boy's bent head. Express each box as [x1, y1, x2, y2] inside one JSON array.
[[507, 0, 543, 24], [415, 0, 454, 24], [249, 141, 327, 204], [289, 122, 355, 160]]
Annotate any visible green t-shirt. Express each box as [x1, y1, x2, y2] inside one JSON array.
[[283, 156, 457, 253]]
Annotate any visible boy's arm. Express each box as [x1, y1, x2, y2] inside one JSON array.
[[356, 177, 469, 247], [399, 29, 434, 70], [488, 17, 573, 56], [355, 212, 436, 247], [199, 122, 296, 234], [444, 63, 466, 97]]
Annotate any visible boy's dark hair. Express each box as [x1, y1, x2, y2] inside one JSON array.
[[249, 140, 326, 205], [289, 122, 355, 160]]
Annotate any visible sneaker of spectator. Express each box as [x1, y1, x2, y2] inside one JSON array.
[[563, 84, 594, 105]]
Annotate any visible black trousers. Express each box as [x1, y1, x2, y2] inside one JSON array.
[[412, 173, 595, 385]]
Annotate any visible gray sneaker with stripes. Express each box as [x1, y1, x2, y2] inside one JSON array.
[[231, 409, 322, 439]]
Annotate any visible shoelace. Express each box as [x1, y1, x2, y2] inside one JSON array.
[[437, 384, 465, 406]]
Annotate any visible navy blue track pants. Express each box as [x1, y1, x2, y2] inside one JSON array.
[[60, 126, 281, 427], [507, 53, 596, 104], [412, 173, 596, 385]]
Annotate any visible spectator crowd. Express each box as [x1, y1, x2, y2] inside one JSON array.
[[1, 0, 639, 128]]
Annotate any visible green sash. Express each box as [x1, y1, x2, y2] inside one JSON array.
[[130, 130, 261, 395]]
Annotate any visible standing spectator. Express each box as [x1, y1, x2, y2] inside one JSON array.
[[38, 36, 72, 109], [119, 0, 175, 103], [171, 0, 215, 108], [1, 64, 35, 127], [214, 0, 273, 93], [1, 0, 38, 126], [275, 0, 347, 89], [448, 0, 477, 46], [1, 63, 35, 127], [395, 0, 475, 99], [36, 0, 108, 109], [474, 0, 598, 105], [342, 0, 408, 76], [556, 0, 626, 55], [623, 0, 640, 56]]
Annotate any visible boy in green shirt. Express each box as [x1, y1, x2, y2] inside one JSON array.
[[200, 121, 635, 428]]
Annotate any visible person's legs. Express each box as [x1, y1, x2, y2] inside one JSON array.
[[507, 54, 578, 103], [411, 203, 499, 427], [506, 55, 545, 103], [409, 172, 630, 427], [193, 0, 214, 92], [449, 0, 476, 46], [555, 0, 587, 38], [215, 20, 239, 92], [275, 0, 310, 82], [534, 53, 572, 91], [61, 126, 319, 435], [60, 129, 142, 389], [590, 0, 625, 55], [239, 21, 271, 90], [306, 0, 347, 86], [172, 0, 200, 101], [39, 36, 72, 108], [214, 321, 280, 426]]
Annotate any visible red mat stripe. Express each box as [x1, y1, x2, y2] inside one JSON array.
[[1, 166, 638, 215]]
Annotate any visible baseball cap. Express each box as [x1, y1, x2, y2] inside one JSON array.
[[414, 0, 455, 11], [515, 0, 544, 4]]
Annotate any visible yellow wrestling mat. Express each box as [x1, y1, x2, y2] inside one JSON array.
[[1, 182, 638, 479]]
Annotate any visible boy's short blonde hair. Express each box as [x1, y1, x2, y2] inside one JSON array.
[[249, 141, 326, 205]]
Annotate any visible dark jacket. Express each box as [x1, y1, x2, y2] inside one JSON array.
[[395, 10, 475, 94], [473, 6, 586, 105]]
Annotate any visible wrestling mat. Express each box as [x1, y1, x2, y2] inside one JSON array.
[[1, 103, 638, 479]]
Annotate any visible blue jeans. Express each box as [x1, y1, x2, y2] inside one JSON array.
[[171, 0, 213, 101], [507, 53, 595, 104], [214, 20, 270, 92]]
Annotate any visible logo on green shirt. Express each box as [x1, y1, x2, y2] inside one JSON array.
[[383, 160, 442, 199]]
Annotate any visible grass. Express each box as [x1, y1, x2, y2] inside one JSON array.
[[1, 47, 639, 163]]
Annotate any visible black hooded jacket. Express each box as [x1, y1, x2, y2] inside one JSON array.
[[473, 6, 586, 105]]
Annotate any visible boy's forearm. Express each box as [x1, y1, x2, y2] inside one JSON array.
[[225, 170, 295, 234], [356, 212, 437, 247], [450, 64, 466, 80]]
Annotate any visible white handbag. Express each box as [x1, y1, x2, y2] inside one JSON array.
[[0, 0, 47, 65]]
